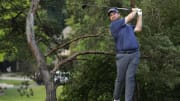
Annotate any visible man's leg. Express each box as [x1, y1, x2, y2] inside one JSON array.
[[114, 54, 129, 100], [125, 52, 140, 101]]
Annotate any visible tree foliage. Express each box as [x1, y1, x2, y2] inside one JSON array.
[[0, 0, 30, 61], [58, 0, 180, 101]]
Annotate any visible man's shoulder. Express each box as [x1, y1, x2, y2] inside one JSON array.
[[112, 18, 124, 22], [111, 18, 125, 26]]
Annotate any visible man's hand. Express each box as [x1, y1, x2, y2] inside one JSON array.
[[125, 8, 142, 24], [132, 8, 142, 16], [132, 8, 138, 12], [137, 8, 142, 16]]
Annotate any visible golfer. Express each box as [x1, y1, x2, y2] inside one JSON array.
[[108, 7, 142, 101]]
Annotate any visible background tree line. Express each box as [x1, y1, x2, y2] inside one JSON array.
[[59, 0, 180, 101]]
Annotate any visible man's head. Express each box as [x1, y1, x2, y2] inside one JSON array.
[[108, 7, 120, 21]]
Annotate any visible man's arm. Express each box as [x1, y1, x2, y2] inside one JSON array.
[[134, 10, 142, 32], [124, 8, 137, 24]]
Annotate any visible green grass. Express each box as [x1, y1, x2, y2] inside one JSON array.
[[0, 84, 63, 101], [0, 79, 31, 85], [0, 86, 46, 101], [0, 74, 63, 101]]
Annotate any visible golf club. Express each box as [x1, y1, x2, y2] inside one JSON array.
[[81, 4, 130, 11]]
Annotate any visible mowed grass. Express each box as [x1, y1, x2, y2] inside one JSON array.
[[0, 79, 34, 85], [0, 86, 46, 101], [0, 79, 63, 101], [0, 86, 63, 101], [0, 79, 22, 85]]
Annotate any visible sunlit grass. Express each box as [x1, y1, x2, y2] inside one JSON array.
[[0, 79, 34, 86], [0, 74, 63, 101], [0, 80, 63, 101], [0, 86, 46, 101]]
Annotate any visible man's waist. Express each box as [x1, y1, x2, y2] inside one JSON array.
[[117, 48, 139, 54]]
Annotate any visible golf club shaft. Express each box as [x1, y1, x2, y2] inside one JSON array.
[[81, 3, 130, 11], [117, 7, 130, 11]]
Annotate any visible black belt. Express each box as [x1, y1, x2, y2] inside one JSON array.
[[117, 49, 138, 54]]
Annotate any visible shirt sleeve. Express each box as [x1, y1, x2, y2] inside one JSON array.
[[110, 18, 125, 34]]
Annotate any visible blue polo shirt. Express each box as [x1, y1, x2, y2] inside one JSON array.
[[110, 18, 139, 52]]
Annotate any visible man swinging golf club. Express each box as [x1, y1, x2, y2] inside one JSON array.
[[108, 7, 142, 101]]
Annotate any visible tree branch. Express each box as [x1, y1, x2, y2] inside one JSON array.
[[45, 33, 102, 56], [51, 51, 114, 73], [130, 0, 135, 8], [26, 0, 43, 65], [31, 0, 40, 14]]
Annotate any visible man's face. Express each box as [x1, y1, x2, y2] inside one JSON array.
[[109, 12, 120, 21]]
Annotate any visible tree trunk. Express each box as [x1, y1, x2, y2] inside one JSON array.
[[25, 0, 57, 101], [130, 0, 135, 8]]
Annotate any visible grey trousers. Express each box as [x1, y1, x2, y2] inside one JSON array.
[[113, 51, 140, 101]]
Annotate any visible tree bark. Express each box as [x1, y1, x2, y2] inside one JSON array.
[[130, 0, 135, 8], [25, 0, 57, 101]]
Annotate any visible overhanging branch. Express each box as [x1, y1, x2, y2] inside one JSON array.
[[51, 50, 114, 73], [45, 33, 102, 56]]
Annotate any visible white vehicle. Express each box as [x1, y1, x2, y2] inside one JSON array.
[[54, 71, 70, 85]]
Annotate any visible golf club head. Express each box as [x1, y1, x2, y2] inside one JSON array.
[[82, 4, 88, 9]]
